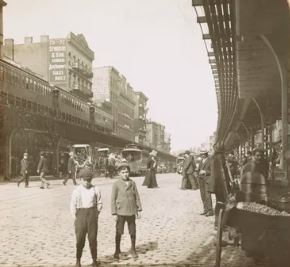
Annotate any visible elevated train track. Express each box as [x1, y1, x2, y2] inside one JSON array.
[[0, 58, 176, 179]]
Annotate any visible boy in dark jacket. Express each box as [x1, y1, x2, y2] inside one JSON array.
[[111, 162, 142, 260]]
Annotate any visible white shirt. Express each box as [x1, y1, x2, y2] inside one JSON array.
[[70, 184, 102, 218]]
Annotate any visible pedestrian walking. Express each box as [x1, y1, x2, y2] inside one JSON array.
[[58, 155, 66, 179], [198, 150, 213, 216], [111, 162, 142, 260], [17, 152, 30, 188], [181, 150, 198, 190], [63, 152, 77, 186], [37, 152, 50, 189], [107, 153, 116, 178], [70, 168, 102, 267]]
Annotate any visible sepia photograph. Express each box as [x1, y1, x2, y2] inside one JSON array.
[[0, 0, 290, 266]]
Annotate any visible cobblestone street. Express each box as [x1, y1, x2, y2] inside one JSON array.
[[0, 173, 262, 267]]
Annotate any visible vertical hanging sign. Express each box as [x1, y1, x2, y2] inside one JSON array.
[[49, 39, 66, 87]]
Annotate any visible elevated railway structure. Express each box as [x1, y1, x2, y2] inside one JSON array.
[[193, 0, 290, 182]]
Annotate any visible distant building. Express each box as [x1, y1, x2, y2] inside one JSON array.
[[94, 101, 114, 132], [133, 91, 148, 144], [146, 121, 171, 153], [92, 66, 136, 141], [3, 33, 94, 100], [163, 132, 171, 153]]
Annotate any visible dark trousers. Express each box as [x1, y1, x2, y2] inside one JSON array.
[[107, 165, 115, 178], [18, 173, 29, 187], [40, 172, 49, 188], [116, 215, 136, 236], [63, 172, 77, 185], [75, 207, 98, 261], [182, 173, 198, 190], [115, 215, 136, 253], [198, 176, 213, 213]]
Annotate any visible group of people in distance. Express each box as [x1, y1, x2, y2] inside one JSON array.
[[180, 146, 274, 228]]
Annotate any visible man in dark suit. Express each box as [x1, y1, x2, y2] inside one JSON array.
[[198, 150, 213, 216], [37, 152, 50, 189], [181, 150, 198, 190], [63, 152, 77, 186], [17, 152, 30, 188]]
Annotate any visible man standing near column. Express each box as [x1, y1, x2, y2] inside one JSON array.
[[17, 152, 30, 188], [198, 150, 213, 216], [63, 152, 77, 186]]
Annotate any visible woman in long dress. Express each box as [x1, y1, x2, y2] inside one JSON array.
[[142, 151, 152, 186], [147, 151, 158, 188]]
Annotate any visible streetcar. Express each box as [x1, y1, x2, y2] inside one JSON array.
[[71, 144, 93, 170], [121, 145, 149, 175], [94, 147, 110, 176]]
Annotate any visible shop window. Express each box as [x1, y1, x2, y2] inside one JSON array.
[[16, 97, 21, 108], [8, 94, 15, 105], [25, 77, 29, 89], [32, 102, 37, 112], [21, 98, 26, 109], [26, 101, 32, 111]]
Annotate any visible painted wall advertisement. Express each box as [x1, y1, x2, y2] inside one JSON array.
[[49, 39, 67, 85]]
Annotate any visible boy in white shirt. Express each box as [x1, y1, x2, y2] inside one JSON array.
[[70, 168, 102, 267]]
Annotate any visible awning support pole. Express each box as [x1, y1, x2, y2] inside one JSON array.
[[260, 34, 288, 183], [252, 98, 265, 148]]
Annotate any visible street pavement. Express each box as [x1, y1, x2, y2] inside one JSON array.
[[0, 173, 264, 267]]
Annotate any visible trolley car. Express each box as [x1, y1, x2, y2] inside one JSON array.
[[121, 145, 149, 176]]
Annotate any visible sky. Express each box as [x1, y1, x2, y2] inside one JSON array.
[[3, 0, 217, 152]]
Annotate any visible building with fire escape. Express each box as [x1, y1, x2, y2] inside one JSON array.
[[133, 91, 148, 145], [92, 66, 136, 142], [3, 32, 94, 100]]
